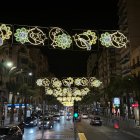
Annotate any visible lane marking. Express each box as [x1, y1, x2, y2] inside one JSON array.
[[78, 133, 87, 140]]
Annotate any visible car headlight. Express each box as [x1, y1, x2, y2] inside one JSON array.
[[30, 121, 34, 124]]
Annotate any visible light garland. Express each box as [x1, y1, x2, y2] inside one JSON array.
[[14, 28, 29, 44], [49, 27, 72, 49], [73, 30, 97, 50]]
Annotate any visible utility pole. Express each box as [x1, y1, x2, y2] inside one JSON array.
[[73, 100, 79, 140]]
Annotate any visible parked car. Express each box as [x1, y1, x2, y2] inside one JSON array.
[[24, 116, 37, 127], [81, 113, 88, 119], [0, 125, 23, 140], [38, 116, 54, 129], [90, 117, 102, 126], [53, 115, 60, 122]]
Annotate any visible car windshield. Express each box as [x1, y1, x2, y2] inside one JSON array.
[[53, 115, 60, 117], [83, 114, 88, 115], [94, 117, 100, 120], [41, 117, 52, 121], [0, 128, 10, 135]]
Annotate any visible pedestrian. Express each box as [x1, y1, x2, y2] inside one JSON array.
[[1, 114, 5, 126]]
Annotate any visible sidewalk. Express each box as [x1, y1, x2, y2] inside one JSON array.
[[3, 116, 19, 126], [102, 116, 140, 139]]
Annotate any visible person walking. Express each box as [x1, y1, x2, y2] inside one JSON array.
[[1, 114, 5, 126]]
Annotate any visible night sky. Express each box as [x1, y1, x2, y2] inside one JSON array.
[[0, 0, 119, 78]]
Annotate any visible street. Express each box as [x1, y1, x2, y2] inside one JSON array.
[[22, 116, 140, 140]]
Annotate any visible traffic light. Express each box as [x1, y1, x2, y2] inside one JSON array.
[[73, 101, 79, 119]]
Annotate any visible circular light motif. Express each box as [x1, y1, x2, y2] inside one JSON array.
[[111, 31, 127, 48], [100, 32, 112, 47], [49, 27, 72, 49], [0, 24, 12, 40], [14, 28, 29, 44], [36, 79, 43, 86], [74, 78, 81, 86], [28, 27, 47, 45], [54, 33, 72, 49], [45, 87, 53, 95], [51, 77, 62, 88], [62, 77, 73, 87], [42, 78, 50, 87]]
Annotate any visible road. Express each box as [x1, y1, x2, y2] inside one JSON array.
[[23, 116, 140, 140]]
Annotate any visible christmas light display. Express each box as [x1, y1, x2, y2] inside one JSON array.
[[49, 27, 72, 49], [100, 31, 127, 48], [73, 30, 97, 50], [28, 27, 47, 45], [14, 28, 29, 44], [0, 24, 12, 46], [62, 77, 74, 87], [42, 78, 50, 87], [111, 31, 127, 48], [100, 32, 112, 47], [51, 77, 62, 88], [36, 79, 43, 86]]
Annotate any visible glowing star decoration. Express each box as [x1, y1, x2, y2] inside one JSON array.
[[28, 27, 47, 45], [0, 37, 3, 46], [49, 27, 72, 49], [111, 31, 127, 48], [0, 24, 12, 45], [73, 30, 97, 50], [62, 77, 74, 87], [100, 32, 112, 47], [42, 78, 50, 87], [14, 28, 29, 44], [36, 79, 43, 86]]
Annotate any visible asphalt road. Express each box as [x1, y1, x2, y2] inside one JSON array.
[[22, 116, 140, 140]]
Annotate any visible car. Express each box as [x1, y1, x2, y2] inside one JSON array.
[[53, 115, 60, 122], [90, 117, 102, 126], [38, 116, 54, 129], [24, 116, 37, 127], [81, 113, 88, 119], [0, 125, 23, 140]]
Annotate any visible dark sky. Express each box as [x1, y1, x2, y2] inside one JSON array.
[[0, 0, 118, 78]]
